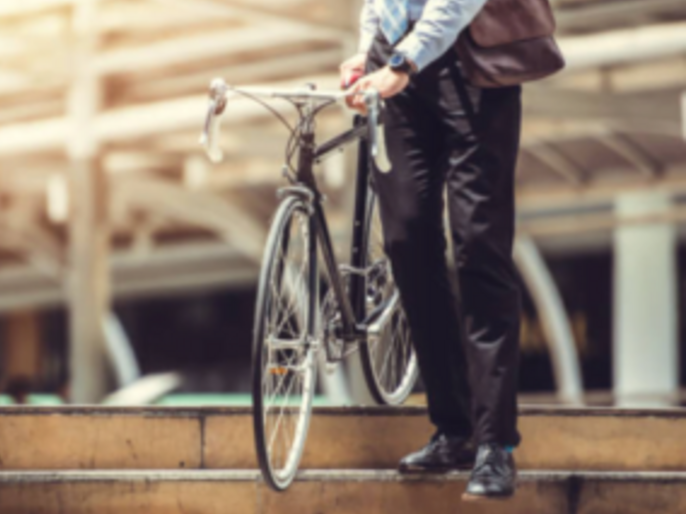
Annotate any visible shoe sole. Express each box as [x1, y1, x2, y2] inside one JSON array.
[[398, 464, 474, 474], [461, 492, 515, 503]]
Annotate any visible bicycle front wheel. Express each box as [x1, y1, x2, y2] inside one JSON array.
[[358, 191, 419, 405], [252, 196, 317, 491]]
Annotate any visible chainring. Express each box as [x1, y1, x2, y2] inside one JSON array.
[[320, 260, 395, 368], [321, 272, 349, 364]]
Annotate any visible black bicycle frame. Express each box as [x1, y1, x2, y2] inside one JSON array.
[[284, 116, 370, 342]]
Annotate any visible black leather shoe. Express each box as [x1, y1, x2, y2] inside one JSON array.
[[462, 443, 517, 501], [398, 433, 475, 473]]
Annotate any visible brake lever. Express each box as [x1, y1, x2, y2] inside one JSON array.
[[364, 90, 392, 173], [200, 78, 229, 163]]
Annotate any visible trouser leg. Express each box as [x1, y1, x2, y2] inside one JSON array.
[[366, 33, 472, 436], [431, 63, 523, 447]]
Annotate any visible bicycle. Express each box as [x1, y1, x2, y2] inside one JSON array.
[[200, 78, 419, 491]]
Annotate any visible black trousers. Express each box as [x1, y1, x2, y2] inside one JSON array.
[[367, 31, 522, 446]]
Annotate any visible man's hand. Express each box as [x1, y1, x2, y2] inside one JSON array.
[[340, 53, 368, 110], [340, 53, 367, 79], [347, 67, 410, 114]]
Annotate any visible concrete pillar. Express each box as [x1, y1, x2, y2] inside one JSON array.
[[614, 192, 678, 406], [67, 0, 111, 403]]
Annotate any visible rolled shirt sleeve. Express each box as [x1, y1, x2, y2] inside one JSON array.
[[397, 0, 488, 72], [359, 0, 381, 53]]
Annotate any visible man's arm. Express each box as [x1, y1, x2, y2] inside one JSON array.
[[396, 0, 488, 72], [359, 0, 380, 53]]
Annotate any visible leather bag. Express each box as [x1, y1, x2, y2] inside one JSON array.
[[455, 0, 565, 88]]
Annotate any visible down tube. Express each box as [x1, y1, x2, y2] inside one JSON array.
[[313, 202, 357, 334]]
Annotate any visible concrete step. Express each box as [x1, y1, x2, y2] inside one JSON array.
[[1, 406, 685, 471], [0, 470, 684, 513]]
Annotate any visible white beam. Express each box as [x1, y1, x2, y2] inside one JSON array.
[[556, 0, 686, 33], [96, 4, 221, 33], [606, 56, 686, 93], [599, 134, 662, 179], [104, 152, 179, 174], [0, 74, 340, 158], [96, 24, 336, 75], [0, 225, 64, 279], [155, 0, 349, 37], [526, 143, 586, 186], [0, 117, 66, 157], [559, 22, 686, 72], [0, 246, 259, 313], [0, 98, 63, 125], [115, 177, 267, 262], [0, 0, 73, 18], [517, 167, 686, 212], [0, 36, 34, 59], [118, 48, 342, 103], [521, 119, 612, 147], [523, 88, 682, 134], [520, 203, 686, 237]]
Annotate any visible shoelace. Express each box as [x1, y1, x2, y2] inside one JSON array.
[[424, 435, 443, 453], [473, 444, 502, 475]]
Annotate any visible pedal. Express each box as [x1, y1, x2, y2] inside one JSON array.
[[338, 264, 366, 277]]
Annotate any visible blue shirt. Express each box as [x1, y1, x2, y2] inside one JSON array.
[[359, 0, 488, 72]]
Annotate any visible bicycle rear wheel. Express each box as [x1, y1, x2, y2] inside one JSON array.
[[252, 196, 317, 491], [359, 192, 419, 405]]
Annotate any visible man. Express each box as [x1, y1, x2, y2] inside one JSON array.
[[341, 0, 522, 501]]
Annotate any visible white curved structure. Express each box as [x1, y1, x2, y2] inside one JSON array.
[[514, 235, 584, 405]]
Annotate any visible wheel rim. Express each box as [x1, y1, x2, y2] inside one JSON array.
[[367, 309, 418, 403], [259, 208, 315, 486], [365, 196, 418, 404]]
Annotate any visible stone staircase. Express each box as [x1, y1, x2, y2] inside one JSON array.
[[0, 406, 684, 513]]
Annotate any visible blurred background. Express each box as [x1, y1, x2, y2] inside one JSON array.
[[0, 0, 685, 408]]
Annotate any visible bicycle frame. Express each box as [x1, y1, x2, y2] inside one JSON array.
[[200, 80, 396, 346], [284, 115, 386, 344], [210, 82, 417, 493]]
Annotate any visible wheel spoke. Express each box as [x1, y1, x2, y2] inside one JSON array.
[[362, 196, 418, 405], [254, 203, 316, 489]]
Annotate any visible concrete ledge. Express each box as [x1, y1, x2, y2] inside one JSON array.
[[0, 470, 685, 514], [0, 406, 685, 471]]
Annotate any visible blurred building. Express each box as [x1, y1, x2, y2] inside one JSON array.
[[0, 0, 685, 406]]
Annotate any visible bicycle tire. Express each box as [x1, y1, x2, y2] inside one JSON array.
[[358, 191, 419, 405], [252, 196, 317, 492]]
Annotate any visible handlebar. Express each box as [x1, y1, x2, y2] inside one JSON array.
[[199, 78, 392, 173], [199, 78, 229, 163]]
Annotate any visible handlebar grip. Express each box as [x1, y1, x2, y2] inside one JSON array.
[[342, 70, 364, 89], [200, 99, 224, 163]]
